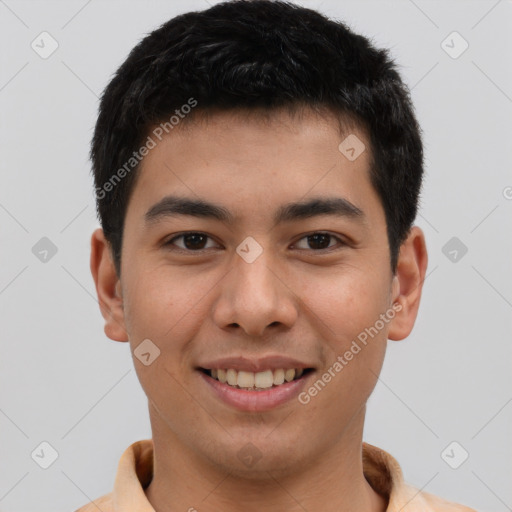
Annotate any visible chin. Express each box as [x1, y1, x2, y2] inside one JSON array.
[[205, 433, 309, 478]]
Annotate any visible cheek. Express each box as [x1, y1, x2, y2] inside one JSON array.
[[298, 266, 391, 404], [299, 265, 391, 344], [325, 273, 391, 398], [121, 269, 202, 411], [122, 263, 205, 341]]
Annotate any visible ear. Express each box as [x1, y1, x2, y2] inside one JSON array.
[[90, 228, 129, 342], [387, 226, 428, 341]]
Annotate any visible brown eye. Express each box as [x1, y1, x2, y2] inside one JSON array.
[[182, 233, 207, 250], [307, 233, 331, 250], [166, 232, 218, 251], [294, 232, 344, 251]]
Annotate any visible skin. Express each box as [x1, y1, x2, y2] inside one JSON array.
[[91, 107, 428, 512]]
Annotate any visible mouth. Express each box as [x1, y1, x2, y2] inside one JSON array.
[[196, 355, 316, 411], [199, 367, 314, 391], [198, 366, 314, 411]]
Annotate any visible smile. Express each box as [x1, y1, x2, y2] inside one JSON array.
[[198, 366, 314, 412], [201, 367, 313, 391]]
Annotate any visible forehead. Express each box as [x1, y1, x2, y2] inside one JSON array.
[[126, 107, 382, 225]]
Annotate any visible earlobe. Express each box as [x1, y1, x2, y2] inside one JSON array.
[[387, 226, 428, 341], [90, 228, 129, 342]]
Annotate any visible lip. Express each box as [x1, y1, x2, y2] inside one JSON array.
[[197, 355, 314, 373], [199, 369, 313, 412]]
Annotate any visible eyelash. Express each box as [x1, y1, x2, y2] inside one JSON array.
[[164, 231, 347, 253]]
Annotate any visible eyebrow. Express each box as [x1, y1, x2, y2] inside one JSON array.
[[144, 195, 365, 226]]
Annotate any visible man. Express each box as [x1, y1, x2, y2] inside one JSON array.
[[78, 0, 476, 510]]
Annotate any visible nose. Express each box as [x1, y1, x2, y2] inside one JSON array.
[[212, 250, 298, 337]]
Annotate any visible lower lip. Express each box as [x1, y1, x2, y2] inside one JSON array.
[[199, 371, 312, 412]]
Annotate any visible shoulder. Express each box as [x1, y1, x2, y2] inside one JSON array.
[[361, 442, 477, 512], [407, 484, 478, 512], [74, 492, 113, 512]]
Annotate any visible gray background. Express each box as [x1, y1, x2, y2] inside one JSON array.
[[0, 0, 511, 511]]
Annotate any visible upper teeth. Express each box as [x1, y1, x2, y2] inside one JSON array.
[[210, 368, 304, 389]]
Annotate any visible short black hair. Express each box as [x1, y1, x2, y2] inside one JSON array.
[[91, 0, 423, 276]]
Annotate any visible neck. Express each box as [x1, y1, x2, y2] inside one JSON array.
[[144, 403, 387, 512]]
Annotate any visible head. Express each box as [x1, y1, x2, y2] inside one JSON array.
[[90, 0, 427, 477]]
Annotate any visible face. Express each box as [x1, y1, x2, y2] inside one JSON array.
[[92, 108, 426, 478]]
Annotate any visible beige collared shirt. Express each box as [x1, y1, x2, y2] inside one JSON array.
[[75, 439, 477, 511]]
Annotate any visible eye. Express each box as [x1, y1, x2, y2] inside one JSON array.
[[165, 232, 220, 251], [293, 232, 345, 251], [164, 231, 346, 253]]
